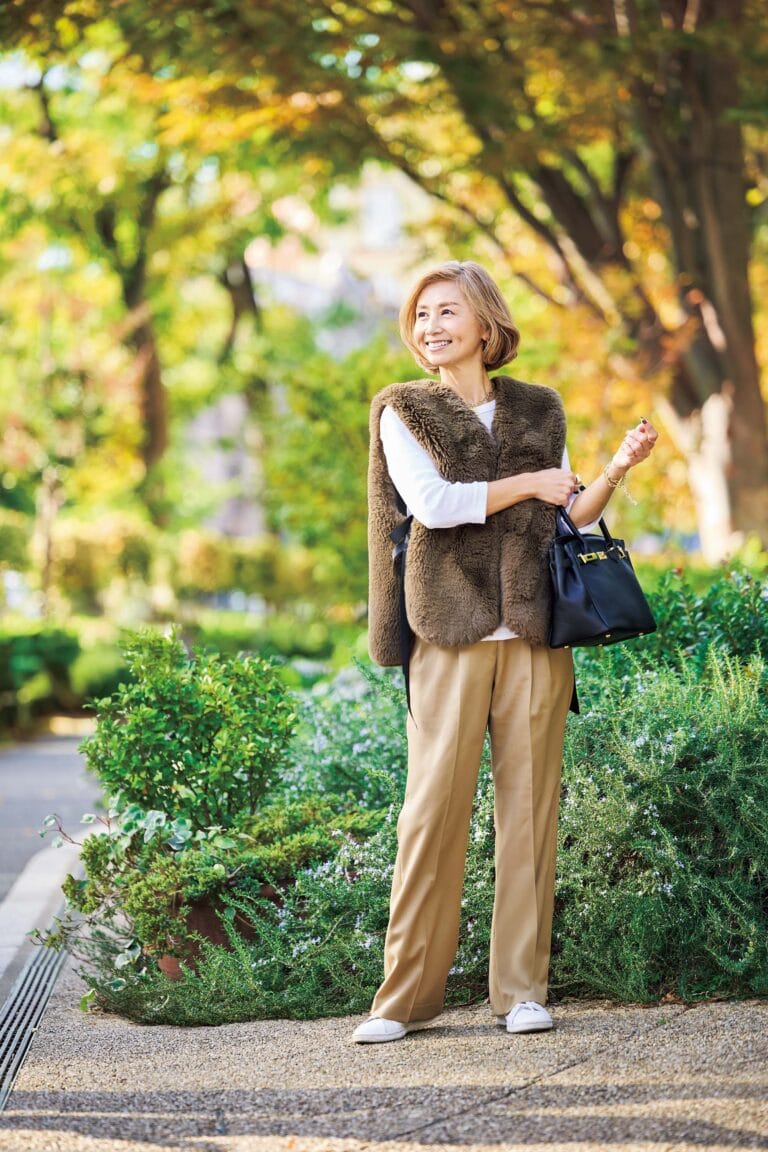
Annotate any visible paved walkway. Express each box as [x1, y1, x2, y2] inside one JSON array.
[[0, 729, 97, 1002], [0, 728, 95, 904], [1, 964, 766, 1152]]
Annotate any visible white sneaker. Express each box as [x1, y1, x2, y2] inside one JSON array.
[[497, 1001, 553, 1034], [352, 1016, 434, 1043]]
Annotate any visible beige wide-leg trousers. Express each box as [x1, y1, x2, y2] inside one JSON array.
[[370, 636, 574, 1023]]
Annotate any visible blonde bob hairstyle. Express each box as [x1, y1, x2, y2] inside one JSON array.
[[399, 261, 520, 374]]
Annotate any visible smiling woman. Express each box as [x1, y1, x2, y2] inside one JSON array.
[[356, 259, 658, 1045]]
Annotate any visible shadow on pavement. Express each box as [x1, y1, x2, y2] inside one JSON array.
[[4, 1081, 768, 1148]]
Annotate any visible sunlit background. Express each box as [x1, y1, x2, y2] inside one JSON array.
[[1, 1, 767, 727]]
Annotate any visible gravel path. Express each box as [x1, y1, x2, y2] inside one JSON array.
[[1, 965, 766, 1152]]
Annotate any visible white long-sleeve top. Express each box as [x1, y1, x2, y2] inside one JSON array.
[[379, 398, 575, 642]]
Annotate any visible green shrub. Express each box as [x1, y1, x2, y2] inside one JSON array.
[[238, 798, 385, 886], [230, 538, 318, 609], [187, 610, 336, 662], [575, 567, 768, 693], [43, 805, 253, 959], [0, 508, 30, 572], [174, 531, 236, 598], [283, 662, 408, 808], [80, 629, 297, 829], [173, 533, 319, 610], [69, 644, 129, 704], [52, 514, 155, 611], [230, 537, 282, 599], [553, 653, 768, 1001], [42, 794, 385, 977], [0, 625, 80, 725], [41, 568, 768, 1023], [73, 792, 402, 1023]]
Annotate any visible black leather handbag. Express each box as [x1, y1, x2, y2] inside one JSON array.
[[548, 507, 657, 648]]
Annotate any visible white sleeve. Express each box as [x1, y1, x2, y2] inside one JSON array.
[[563, 447, 578, 513], [379, 406, 488, 530]]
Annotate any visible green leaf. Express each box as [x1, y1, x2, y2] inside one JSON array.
[[211, 836, 237, 850], [79, 988, 96, 1013]]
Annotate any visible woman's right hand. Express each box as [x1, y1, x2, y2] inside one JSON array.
[[529, 468, 580, 507], [486, 467, 579, 517]]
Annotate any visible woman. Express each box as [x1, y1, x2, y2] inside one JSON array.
[[354, 261, 657, 1043]]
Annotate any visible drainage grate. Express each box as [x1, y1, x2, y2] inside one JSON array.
[[0, 943, 68, 1112]]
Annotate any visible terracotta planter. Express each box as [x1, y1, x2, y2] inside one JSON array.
[[157, 885, 274, 981]]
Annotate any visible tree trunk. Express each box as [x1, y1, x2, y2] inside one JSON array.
[[630, 0, 768, 556], [127, 317, 169, 525], [682, 21, 768, 543], [35, 465, 63, 618], [98, 168, 170, 525], [129, 318, 168, 472]]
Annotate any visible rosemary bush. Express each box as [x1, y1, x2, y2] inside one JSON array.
[[282, 661, 408, 807], [555, 652, 768, 1000]]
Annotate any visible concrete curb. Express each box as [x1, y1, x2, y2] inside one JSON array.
[[0, 843, 81, 985]]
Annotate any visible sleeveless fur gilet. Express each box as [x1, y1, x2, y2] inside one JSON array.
[[367, 375, 566, 665]]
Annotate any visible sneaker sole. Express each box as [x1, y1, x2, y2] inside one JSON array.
[[506, 1020, 553, 1033], [353, 1027, 407, 1044], [496, 1015, 553, 1034], [352, 1018, 437, 1044]]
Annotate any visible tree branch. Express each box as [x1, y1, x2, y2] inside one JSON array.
[[385, 150, 569, 306], [27, 74, 57, 142], [122, 168, 170, 308]]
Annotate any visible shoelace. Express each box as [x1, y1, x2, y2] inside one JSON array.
[[510, 1000, 543, 1017]]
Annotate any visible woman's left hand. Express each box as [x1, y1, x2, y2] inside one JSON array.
[[612, 418, 659, 473]]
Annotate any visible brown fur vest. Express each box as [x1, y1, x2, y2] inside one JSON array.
[[367, 375, 566, 665]]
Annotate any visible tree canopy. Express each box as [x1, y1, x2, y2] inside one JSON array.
[[1, 0, 767, 610]]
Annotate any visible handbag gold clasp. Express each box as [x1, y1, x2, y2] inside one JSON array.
[[578, 550, 607, 563]]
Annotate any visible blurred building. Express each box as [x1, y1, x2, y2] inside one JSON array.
[[185, 394, 265, 538]]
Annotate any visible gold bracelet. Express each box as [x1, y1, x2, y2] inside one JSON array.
[[603, 464, 637, 505]]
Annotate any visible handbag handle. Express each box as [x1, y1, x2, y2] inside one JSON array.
[[555, 505, 618, 549]]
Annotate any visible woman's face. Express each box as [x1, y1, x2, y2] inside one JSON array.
[[413, 281, 488, 372]]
